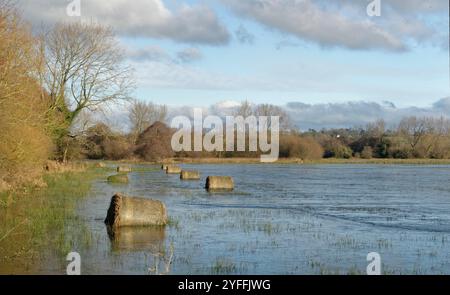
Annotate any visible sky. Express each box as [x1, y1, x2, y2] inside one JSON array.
[[17, 0, 450, 129]]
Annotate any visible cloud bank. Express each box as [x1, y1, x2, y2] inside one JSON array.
[[221, 0, 446, 51], [18, 0, 230, 45], [165, 97, 450, 131], [95, 97, 450, 132]]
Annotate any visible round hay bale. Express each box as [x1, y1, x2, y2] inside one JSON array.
[[107, 174, 129, 184], [180, 170, 200, 180], [166, 165, 181, 174], [104, 194, 168, 227], [117, 166, 132, 173], [205, 176, 234, 191]]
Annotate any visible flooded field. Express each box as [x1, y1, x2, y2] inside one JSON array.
[[24, 164, 450, 274]]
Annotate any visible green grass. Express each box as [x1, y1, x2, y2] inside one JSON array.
[[0, 167, 108, 274]]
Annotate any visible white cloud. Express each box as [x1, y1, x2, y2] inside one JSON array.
[[221, 0, 446, 51], [18, 0, 230, 45]]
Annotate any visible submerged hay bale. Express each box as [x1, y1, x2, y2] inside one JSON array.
[[107, 174, 129, 184], [104, 194, 168, 227], [180, 170, 200, 180], [117, 166, 132, 173], [166, 165, 181, 174], [205, 176, 234, 191]]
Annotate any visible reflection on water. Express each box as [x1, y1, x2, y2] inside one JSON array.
[[106, 226, 166, 253], [69, 164, 450, 275]]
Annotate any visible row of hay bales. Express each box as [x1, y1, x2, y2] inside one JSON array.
[[104, 163, 236, 229], [105, 166, 167, 228], [161, 164, 234, 191]]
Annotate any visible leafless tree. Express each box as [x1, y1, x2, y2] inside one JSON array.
[[128, 99, 168, 142], [398, 116, 427, 155], [235, 100, 253, 117], [254, 103, 292, 130], [41, 22, 134, 129]]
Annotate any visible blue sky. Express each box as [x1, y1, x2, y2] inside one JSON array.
[[20, 0, 450, 114]]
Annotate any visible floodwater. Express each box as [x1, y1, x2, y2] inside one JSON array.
[[72, 164, 450, 274]]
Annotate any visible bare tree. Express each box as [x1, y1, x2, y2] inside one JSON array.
[[367, 119, 386, 139], [398, 116, 427, 155], [42, 22, 134, 131], [422, 117, 450, 157], [128, 99, 168, 142], [254, 103, 292, 130], [40, 22, 134, 160], [235, 100, 253, 117]]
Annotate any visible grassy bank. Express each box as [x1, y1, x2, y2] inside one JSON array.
[[0, 166, 109, 274]]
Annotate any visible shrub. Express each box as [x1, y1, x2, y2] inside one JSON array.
[[361, 146, 373, 159], [280, 135, 324, 160], [135, 121, 175, 161], [0, 6, 52, 189]]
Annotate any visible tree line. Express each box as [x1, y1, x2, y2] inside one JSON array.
[[67, 105, 450, 162]]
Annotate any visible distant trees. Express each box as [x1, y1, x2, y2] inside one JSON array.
[[397, 116, 427, 157], [128, 99, 168, 143], [81, 123, 132, 160], [305, 116, 450, 160], [395, 116, 450, 159], [235, 100, 253, 118], [234, 101, 292, 131]]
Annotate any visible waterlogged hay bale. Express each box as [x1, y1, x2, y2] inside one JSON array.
[[107, 174, 129, 184], [117, 166, 132, 173], [205, 176, 234, 191], [180, 170, 200, 180], [104, 194, 168, 227], [166, 165, 181, 174]]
